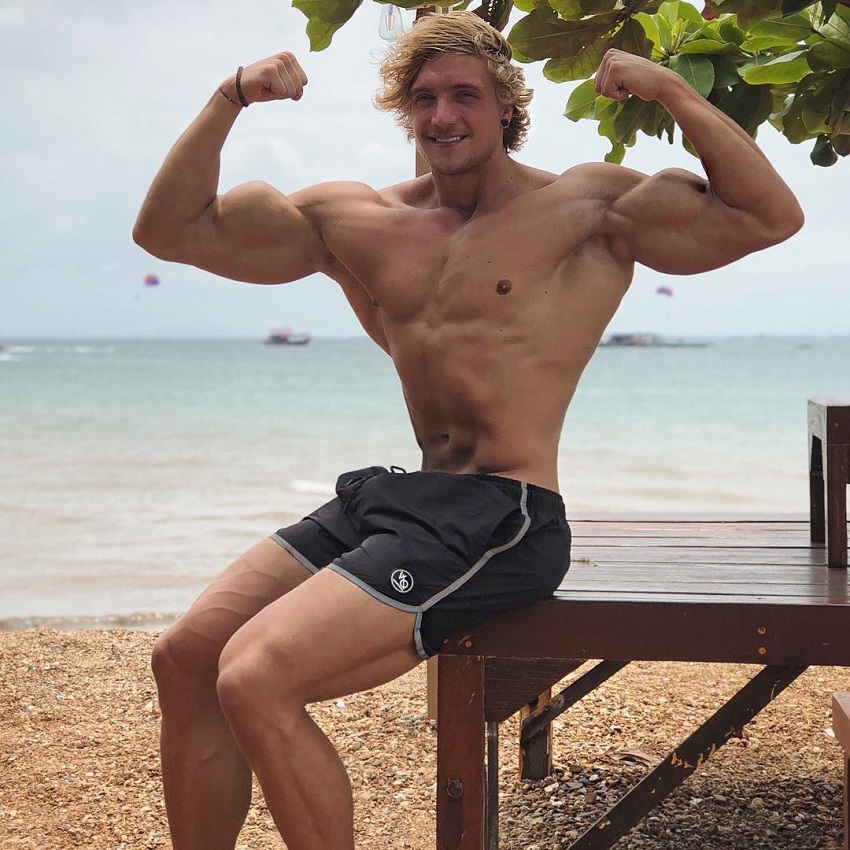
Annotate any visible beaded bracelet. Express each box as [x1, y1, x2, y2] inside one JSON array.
[[218, 87, 241, 107], [235, 66, 250, 108]]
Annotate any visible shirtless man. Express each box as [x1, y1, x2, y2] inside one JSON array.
[[133, 12, 803, 850]]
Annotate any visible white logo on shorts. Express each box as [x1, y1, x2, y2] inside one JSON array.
[[390, 569, 414, 594]]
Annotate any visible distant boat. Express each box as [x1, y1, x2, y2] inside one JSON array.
[[265, 327, 310, 346], [599, 333, 709, 348]]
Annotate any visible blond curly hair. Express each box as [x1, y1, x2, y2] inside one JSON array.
[[374, 11, 533, 152]]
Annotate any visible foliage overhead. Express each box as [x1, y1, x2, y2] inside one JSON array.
[[294, 0, 850, 165]]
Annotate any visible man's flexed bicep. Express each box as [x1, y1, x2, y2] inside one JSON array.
[[595, 49, 804, 274], [133, 51, 329, 284], [604, 165, 784, 275], [178, 181, 332, 284]]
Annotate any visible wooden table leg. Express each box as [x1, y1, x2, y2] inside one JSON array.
[[808, 399, 850, 567], [437, 654, 485, 850], [833, 693, 850, 850]]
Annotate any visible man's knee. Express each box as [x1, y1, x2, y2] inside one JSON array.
[[216, 645, 303, 742], [151, 619, 221, 694]]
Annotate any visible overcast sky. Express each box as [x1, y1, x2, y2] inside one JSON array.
[[1, 0, 845, 340]]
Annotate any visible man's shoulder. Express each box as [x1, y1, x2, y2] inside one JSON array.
[[299, 177, 429, 211], [295, 180, 383, 205], [555, 161, 648, 203]]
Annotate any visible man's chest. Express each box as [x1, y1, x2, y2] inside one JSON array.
[[321, 200, 601, 324]]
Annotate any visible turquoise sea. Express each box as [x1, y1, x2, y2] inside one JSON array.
[[2, 336, 848, 629]]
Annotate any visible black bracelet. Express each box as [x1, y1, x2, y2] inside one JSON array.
[[235, 66, 250, 108]]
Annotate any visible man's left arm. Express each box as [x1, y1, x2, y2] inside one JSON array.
[[597, 49, 805, 274]]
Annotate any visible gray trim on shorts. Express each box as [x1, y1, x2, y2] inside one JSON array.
[[421, 481, 531, 611], [269, 533, 319, 574], [414, 612, 426, 659], [328, 482, 531, 660], [326, 563, 422, 613]]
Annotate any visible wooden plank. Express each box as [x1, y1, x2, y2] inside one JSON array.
[[441, 599, 850, 666], [519, 689, 553, 780], [568, 516, 807, 526], [550, 591, 850, 605], [561, 560, 848, 576], [436, 655, 485, 850], [570, 552, 830, 568], [572, 537, 816, 549], [825, 443, 849, 566], [558, 573, 848, 588], [578, 529, 843, 540], [483, 658, 582, 723], [570, 521, 808, 535], [560, 561, 848, 591]]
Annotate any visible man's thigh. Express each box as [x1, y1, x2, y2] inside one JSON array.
[[220, 568, 422, 705], [166, 537, 314, 663]]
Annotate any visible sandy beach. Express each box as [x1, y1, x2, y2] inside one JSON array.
[[1, 628, 845, 849]]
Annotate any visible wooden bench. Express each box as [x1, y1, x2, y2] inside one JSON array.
[[834, 693, 850, 850], [434, 398, 850, 850]]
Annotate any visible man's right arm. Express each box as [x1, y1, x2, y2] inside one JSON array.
[[133, 52, 330, 284]]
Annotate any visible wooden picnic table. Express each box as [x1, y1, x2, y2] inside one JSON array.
[[433, 399, 850, 850]]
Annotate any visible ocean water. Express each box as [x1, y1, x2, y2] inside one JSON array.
[[2, 336, 848, 628]]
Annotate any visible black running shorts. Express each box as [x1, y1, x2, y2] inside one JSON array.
[[271, 466, 571, 658]]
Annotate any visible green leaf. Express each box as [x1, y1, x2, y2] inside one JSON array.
[[810, 133, 838, 164], [807, 38, 850, 69], [292, 0, 363, 50], [716, 82, 774, 133], [782, 0, 818, 14], [634, 12, 662, 49], [717, 0, 786, 29], [781, 105, 818, 141], [658, 0, 704, 26], [668, 53, 716, 95], [819, 3, 850, 40], [801, 100, 832, 132], [710, 53, 743, 87], [677, 37, 740, 53], [656, 109, 676, 142], [549, 0, 584, 19], [832, 134, 850, 156], [605, 142, 627, 163], [508, 8, 617, 60], [719, 19, 746, 45], [613, 95, 647, 144], [564, 78, 601, 120], [579, 0, 619, 13], [468, 0, 515, 28], [655, 13, 674, 50], [740, 13, 814, 50], [773, 70, 836, 141], [741, 50, 811, 83], [544, 34, 613, 81], [606, 16, 654, 61], [748, 12, 814, 39], [591, 96, 620, 125]]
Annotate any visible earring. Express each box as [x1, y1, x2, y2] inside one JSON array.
[[500, 118, 510, 128]]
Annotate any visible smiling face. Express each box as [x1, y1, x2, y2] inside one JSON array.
[[410, 54, 511, 176]]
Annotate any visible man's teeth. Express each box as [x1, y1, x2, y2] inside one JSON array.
[[434, 136, 463, 143]]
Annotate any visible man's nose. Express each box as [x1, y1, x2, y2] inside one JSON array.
[[432, 97, 458, 127]]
